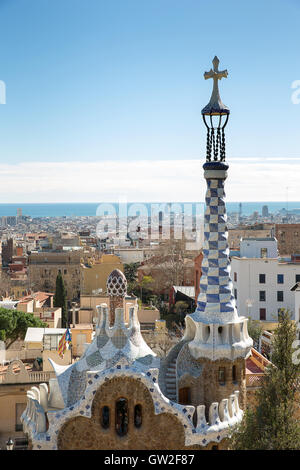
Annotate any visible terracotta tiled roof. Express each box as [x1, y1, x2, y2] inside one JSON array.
[[246, 348, 271, 374], [246, 358, 263, 374], [18, 291, 54, 305]]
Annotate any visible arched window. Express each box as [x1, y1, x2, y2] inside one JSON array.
[[179, 387, 191, 405], [232, 365, 237, 383], [218, 367, 226, 385], [115, 398, 128, 436], [134, 404, 142, 428], [101, 406, 110, 429]]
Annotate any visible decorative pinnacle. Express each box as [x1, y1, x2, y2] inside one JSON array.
[[201, 56, 230, 115]]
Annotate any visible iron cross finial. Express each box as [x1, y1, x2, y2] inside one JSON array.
[[201, 56, 230, 115]]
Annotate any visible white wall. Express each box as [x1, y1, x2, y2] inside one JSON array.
[[240, 238, 278, 258], [231, 257, 300, 322], [114, 249, 144, 264]]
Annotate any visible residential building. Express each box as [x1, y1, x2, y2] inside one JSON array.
[[17, 291, 54, 312], [28, 251, 81, 301], [24, 328, 72, 371], [2, 238, 14, 267], [0, 359, 54, 450], [240, 237, 278, 258], [228, 226, 274, 250], [275, 223, 300, 256], [81, 253, 123, 295], [71, 325, 94, 357], [113, 248, 145, 264], [232, 255, 300, 326], [7, 291, 62, 328]]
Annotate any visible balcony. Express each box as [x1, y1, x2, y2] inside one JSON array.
[[0, 362, 56, 384]]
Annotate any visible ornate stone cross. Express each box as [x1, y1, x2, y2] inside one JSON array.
[[202, 56, 229, 115]]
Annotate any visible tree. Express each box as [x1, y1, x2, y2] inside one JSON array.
[[140, 238, 195, 296], [159, 303, 182, 331], [136, 275, 154, 304], [124, 263, 140, 283], [124, 262, 140, 295], [0, 308, 46, 349], [174, 301, 189, 323], [247, 317, 263, 349], [151, 329, 178, 357], [230, 309, 300, 450], [53, 272, 67, 327]]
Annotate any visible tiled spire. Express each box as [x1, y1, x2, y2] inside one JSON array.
[[195, 161, 238, 324], [184, 58, 252, 361]]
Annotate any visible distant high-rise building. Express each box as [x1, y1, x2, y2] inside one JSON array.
[[239, 202, 242, 222], [158, 211, 163, 225], [262, 205, 269, 217], [2, 238, 14, 266]]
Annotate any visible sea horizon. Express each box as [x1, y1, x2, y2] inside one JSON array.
[[0, 201, 298, 218]]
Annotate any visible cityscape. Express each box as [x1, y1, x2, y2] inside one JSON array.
[[0, 0, 300, 457]]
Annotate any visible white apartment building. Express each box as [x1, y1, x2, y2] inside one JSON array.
[[240, 237, 278, 258], [231, 238, 300, 323], [113, 248, 145, 264], [113, 246, 159, 264]]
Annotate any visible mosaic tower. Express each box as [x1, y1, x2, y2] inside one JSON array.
[[183, 57, 252, 409]]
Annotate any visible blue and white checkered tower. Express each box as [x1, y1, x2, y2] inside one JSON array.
[[185, 57, 252, 361], [198, 160, 237, 324]]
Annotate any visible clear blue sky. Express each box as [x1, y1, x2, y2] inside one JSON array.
[[0, 0, 299, 202]]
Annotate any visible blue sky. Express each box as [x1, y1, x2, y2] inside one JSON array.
[[0, 0, 299, 202]]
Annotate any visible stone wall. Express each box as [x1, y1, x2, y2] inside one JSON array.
[[185, 358, 247, 411], [57, 376, 206, 450]]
